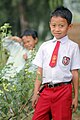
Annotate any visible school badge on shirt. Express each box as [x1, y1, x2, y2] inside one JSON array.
[[62, 56, 70, 65]]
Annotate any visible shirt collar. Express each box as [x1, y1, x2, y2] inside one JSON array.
[[52, 35, 68, 44]]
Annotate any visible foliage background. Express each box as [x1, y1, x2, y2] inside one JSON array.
[[0, 0, 80, 120], [0, 23, 38, 119], [0, 0, 63, 40]]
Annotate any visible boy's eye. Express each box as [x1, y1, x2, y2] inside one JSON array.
[[51, 24, 56, 27], [50, 23, 65, 28], [59, 24, 64, 27], [52, 24, 56, 27]]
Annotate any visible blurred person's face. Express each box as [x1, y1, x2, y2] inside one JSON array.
[[22, 36, 38, 50]]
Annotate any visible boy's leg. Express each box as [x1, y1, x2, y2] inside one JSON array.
[[51, 84, 72, 120], [32, 88, 52, 120]]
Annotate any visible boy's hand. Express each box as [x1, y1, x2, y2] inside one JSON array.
[[32, 93, 40, 109], [72, 97, 78, 112], [10, 36, 22, 43], [23, 54, 28, 60]]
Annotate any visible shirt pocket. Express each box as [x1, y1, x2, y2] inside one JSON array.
[[58, 55, 71, 71]]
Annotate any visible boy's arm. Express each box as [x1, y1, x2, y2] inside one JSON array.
[[2, 36, 22, 50], [32, 67, 42, 109], [9, 36, 22, 43], [71, 69, 79, 112]]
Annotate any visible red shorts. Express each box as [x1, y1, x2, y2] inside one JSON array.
[[32, 84, 72, 120]]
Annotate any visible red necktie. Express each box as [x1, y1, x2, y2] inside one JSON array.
[[49, 41, 60, 67]]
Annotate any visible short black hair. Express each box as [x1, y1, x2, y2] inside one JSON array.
[[50, 6, 72, 25], [21, 29, 38, 39]]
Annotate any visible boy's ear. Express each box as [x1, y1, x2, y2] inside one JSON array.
[[68, 23, 73, 30], [35, 38, 38, 44]]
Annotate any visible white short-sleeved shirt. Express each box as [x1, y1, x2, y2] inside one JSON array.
[[33, 36, 80, 84], [2, 37, 31, 80]]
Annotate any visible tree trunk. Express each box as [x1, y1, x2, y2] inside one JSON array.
[[18, 0, 29, 33]]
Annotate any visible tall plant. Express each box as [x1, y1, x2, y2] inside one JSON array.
[[0, 23, 37, 120]]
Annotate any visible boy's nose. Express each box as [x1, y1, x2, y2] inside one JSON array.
[[55, 26, 60, 31]]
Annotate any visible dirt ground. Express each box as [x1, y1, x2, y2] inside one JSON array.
[[68, 23, 80, 46], [27, 113, 80, 120], [73, 113, 80, 120]]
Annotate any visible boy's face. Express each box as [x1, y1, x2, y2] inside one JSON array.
[[50, 16, 72, 39], [22, 36, 38, 50]]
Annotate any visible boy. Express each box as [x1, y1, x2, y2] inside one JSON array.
[[32, 6, 80, 120], [2, 29, 38, 81]]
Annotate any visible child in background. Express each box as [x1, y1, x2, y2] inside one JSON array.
[[1, 29, 38, 81], [32, 6, 80, 120]]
